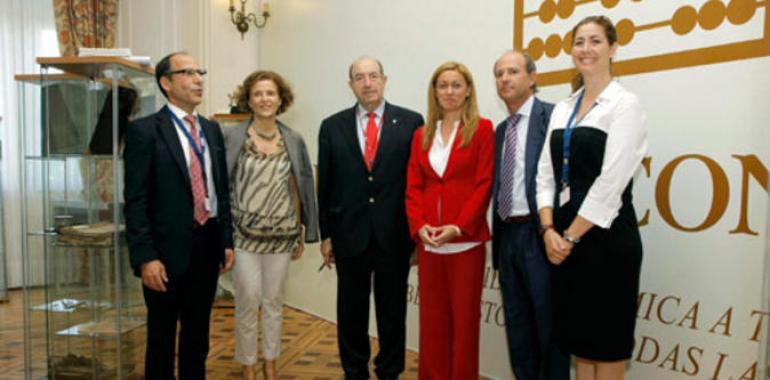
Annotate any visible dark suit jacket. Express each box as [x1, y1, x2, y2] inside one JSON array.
[[124, 106, 234, 276], [317, 102, 424, 259], [492, 98, 554, 269]]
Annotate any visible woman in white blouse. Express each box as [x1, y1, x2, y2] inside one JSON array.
[[405, 61, 494, 380], [535, 15, 648, 380]]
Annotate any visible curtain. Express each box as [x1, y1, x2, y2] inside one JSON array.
[[0, 0, 59, 288], [52, 0, 118, 56]]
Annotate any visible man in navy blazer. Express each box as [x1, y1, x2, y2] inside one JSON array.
[[124, 52, 234, 379], [317, 56, 423, 380], [492, 50, 568, 380]]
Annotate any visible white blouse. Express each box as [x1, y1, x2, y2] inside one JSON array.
[[535, 81, 648, 229], [425, 120, 482, 255]]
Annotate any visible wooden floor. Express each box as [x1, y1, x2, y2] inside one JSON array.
[[0, 289, 490, 379]]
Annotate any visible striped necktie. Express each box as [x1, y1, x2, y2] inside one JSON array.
[[184, 114, 209, 225], [496, 113, 522, 219]]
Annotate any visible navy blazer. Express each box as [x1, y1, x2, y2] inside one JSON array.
[[492, 98, 554, 269], [317, 102, 424, 258], [124, 106, 234, 276]]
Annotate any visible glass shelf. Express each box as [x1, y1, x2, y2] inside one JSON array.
[[31, 298, 112, 313], [57, 318, 145, 338]]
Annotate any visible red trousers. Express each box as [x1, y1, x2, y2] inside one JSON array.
[[418, 244, 486, 380]]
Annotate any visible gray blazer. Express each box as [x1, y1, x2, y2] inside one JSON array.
[[223, 118, 319, 243]]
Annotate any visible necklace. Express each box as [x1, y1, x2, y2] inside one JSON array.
[[252, 127, 278, 141]]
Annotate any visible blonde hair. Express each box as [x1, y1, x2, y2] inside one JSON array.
[[423, 61, 480, 150]]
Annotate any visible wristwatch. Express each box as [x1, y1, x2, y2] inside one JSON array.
[[539, 224, 554, 236], [563, 232, 580, 244]]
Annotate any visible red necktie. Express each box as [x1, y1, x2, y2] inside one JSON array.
[[364, 112, 379, 171], [184, 115, 209, 225]]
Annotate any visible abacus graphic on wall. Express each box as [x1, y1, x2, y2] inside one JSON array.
[[514, 0, 770, 86]]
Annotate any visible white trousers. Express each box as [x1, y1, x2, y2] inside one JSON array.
[[233, 248, 291, 364]]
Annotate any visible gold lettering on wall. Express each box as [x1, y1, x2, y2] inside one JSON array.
[[730, 154, 768, 235], [638, 154, 766, 234], [655, 154, 729, 232]]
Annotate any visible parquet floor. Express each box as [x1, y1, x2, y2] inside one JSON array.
[[0, 290, 489, 379]]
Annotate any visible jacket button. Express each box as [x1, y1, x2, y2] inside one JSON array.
[[368, 176, 373, 182], [369, 197, 375, 203]]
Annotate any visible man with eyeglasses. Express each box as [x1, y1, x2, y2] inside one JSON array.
[[124, 51, 234, 379], [317, 56, 423, 380]]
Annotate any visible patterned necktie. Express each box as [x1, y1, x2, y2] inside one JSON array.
[[497, 113, 522, 219], [364, 112, 379, 171], [184, 114, 209, 225]]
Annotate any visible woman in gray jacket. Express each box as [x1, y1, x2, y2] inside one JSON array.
[[224, 70, 318, 380]]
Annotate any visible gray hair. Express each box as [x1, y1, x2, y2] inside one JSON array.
[[348, 56, 385, 80]]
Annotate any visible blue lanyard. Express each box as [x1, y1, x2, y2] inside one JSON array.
[[561, 90, 586, 189], [167, 109, 207, 168]]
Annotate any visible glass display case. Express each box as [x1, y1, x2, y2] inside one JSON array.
[[17, 57, 158, 379]]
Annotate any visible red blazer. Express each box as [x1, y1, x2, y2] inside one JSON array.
[[405, 118, 495, 243]]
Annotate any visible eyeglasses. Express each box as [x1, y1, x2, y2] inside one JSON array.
[[166, 68, 208, 77]]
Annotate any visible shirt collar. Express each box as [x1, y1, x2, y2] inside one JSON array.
[[433, 120, 461, 148], [167, 102, 198, 125], [356, 100, 386, 121], [568, 80, 621, 106], [517, 94, 534, 118]]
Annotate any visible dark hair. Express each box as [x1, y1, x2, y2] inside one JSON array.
[[233, 70, 294, 115], [348, 57, 385, 80], [570, 16, 617, 93], [155, 51, 186, 99], [493, 50, 539, 93]]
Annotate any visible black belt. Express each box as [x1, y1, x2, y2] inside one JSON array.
[[502, 214, 532, 224]]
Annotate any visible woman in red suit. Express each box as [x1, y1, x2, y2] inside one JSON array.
[[406, 61, 494, 380]]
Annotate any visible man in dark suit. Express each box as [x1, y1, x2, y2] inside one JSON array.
[[124, 52, 234, 380], [317, 56, 424, 380], [492, 50, 568, 380]]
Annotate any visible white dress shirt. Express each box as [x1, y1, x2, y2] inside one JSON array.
[[535, 81, 647, 229], [500, 95, 534, 217], [355, 101, 385, 154], [167, 102, 218, 217], [425, 120, 482, 255]]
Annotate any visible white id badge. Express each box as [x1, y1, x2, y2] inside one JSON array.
[[559, 187, 570, 207]]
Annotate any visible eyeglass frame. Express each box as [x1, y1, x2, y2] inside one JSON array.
[[165, 68, 208, 77]]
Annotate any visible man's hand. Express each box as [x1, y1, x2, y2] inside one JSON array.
[[320, 238, 335, 267], [220, 248, 234, 274], [141, 260, 168, 292]]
